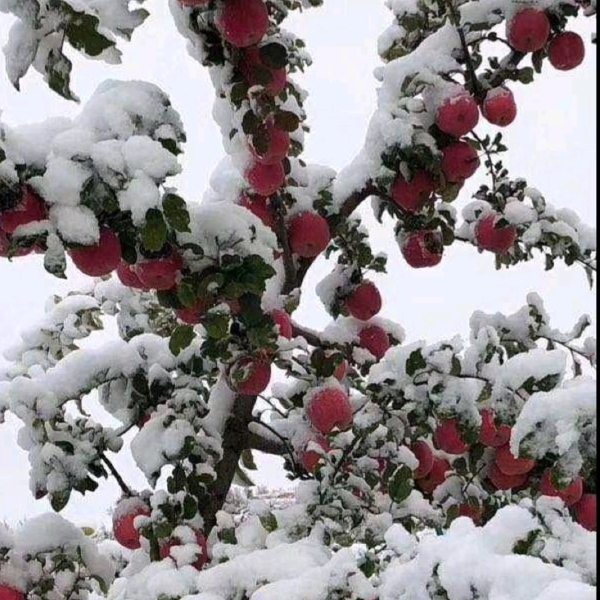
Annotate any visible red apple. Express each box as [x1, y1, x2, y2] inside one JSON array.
[[539, 470, 584, 507], [572, 494, 596, 531], [479, 409, 511, 448], [241, 46, 287, 96], [306, 388, 353, 435], [0, 187, 47, 234], [113, 501, 151, 550], [0, 587, 25, 600], [215, 0, 269, 48], [391, 171, 436, 213], [300, 436, 330, 473], [487, 462, 529, 491], [494, 443, 535, 476], [482, 87, 517, 127], [226, 356, 271, 395], [160, 530, 209, 570], [288, 212, 331, 258], [239, 194, 277, 230], [417, 457, 451, 494], [176, 297, 214, 325], [134, 253, 183, 290], [246, 162, 286, 196], [436, 92, 480, 138], [442, 141, 480, 183], [433, 419, 469, 455], [401, 230, 444, 268], [475, 214, 517, 254], [359, 325, 390, 360], [333, 359, 349, 381], [459, 503, 484, 525], [250, 121, 290, 165], [271, 309, 293, 339], [507, 8, 551, 53], [345, 282, 382, 321], [548, 32, 585, 71], [69, 228, 122, 277], [116, 261, 150, 290], [412, 440, 435, 479]]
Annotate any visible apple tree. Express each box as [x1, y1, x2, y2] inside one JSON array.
[[0, 0, 597, 599]]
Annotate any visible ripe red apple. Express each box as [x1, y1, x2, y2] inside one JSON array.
[[176, 297, 214, 325], [300, 436, 330, 473], [459, 503, 484, 525], [436, 92, 480, 138], [69, 228, 122, 277], [306, 388, 353, 435], [479, 409, 511, 448], [358, 325, 390, 360], [417, 457, 451, 494], [227, 356, 271, 395], [241, 46, 287, 96], [441, 141, 480, 183], [246, 162, 286, 197], [391, 171, 436, 213], [134, 253, 183, 290], [494, 443, 536, 476], [475, 214, 517, 254], [239, 194, 277, 230], [333, 359, 349, 381], [401, 229, 444, 268], [113, 501, 151, 550], [345, 282, 382, 321], [215, 0, 269, 48], [160, 530, 209, 569], [0, 187, 47, 234], [250, 121, 290, 165], [433, 419, 469, 455], [539, 470, 584, 507], [0, 587, 25, 600], [487, 462, 529, 491], [482, 87, 517, 127], [507, 8, 551, 53], [412, 440, 435, 479], [271, 309, 293, 339], [572, 494, 596, 532], [116, 261, 149, 290], [548, 32, 586, 71], [288, 212, 331, 258]]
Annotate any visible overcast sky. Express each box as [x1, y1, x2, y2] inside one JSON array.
[[0, 1, 596, 528]]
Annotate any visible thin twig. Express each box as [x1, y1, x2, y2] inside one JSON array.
[[100, 453, 132, 496]]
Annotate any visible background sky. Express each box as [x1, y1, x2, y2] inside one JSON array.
[[0, 1, 596, 528]]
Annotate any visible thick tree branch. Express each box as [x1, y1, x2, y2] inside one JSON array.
[[291, 321, 327, 348], [248, 431, 287, 456]]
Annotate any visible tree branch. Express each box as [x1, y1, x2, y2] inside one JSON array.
[[100, 453, 132, 497], [291, 321, 328, 348], [248, 430, 288, 456], [272, 196, 298, 294]]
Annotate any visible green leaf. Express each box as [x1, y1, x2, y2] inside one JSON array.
[[259, 43, 288, 69], [273, 111, 300, 132], [162, 193, 190, 232], [81, 176, 119, 215], [142, 208, 168, 252], [183, 494, 198, 519], [259, 512, 278, 532], [44, 245, 67, 279], [234, 465, 255, 487], [169, 325, 195, 356], [159, 138, 182, 156], [388, 465, 413, 504], [242, 111, 261, 135], [66, 12, 115, 58], [45, 47, 78, 102], [50, 490, 71, 512], [241, 449, 258, 471], [406, 349, 426, 377]]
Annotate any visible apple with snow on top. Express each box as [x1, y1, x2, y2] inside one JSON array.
[[299, 436, 330, 473], [239, 194, 277, 230], [288, 212, 331, 258], [476, 214, 518, 254], [0, 587, 25, 600], [271, 309, 293, 339], [479, 409, 511, 447], [250, 121, 290, 165], [116, 261, 149, 290], [0, 187, 47, 234], [459, 503, 484, 525], [572, 494, 596, 532], [69, 228, 122, 277], [358, 324, 390, 360], [417, 457, 451, 495], [401, 229, 444, 268], [487, 462, 529, 491], [226, 356, 272, 395], [246, 162, 286, 197], [160, 530, 209, 570], [306, 387, 353, 435], [176, 297, 214, 325], [134, 252, 183, 290], [241, 46, 287, 96], [482, 87, 517, 127], [494, 443, 536, 476], [216, 0, 269, 48], [412, 440, 434, 479], [433, 419, 469, 455], [112, 499, 151, 550], [391, 171, 436, 213], [345, 281, 382, 321], [507, 8, 551, 53], [442, 141, 480, 183], [548, 32, 586, 71], [436, 92, 480, 138], [539, 470, 584, 507]]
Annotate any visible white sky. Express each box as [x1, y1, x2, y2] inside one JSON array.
[[0, 0, 596, 527]]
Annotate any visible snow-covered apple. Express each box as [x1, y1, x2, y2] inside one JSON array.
[[241, 46, 287, 96], [572, 494, 596, 531], [226, 356, 272, 395], [548, 32, 586, 71], [116, 261, 149, 290], [459, 503, 484, 525], [479, 409, 511, 448], [436, 92, 480, 138], [507, 8, 551, 53], [0, 187, 47, 234], [69, 228, 122, 277], [442, 141, 480, 183], [176, 297, 213, 325], [475, 214, 518, 254], [246, 162, 286, 196], [215, 0, 269, 48], [412, 440, 434, 479], [239, 194, 277, 230], [112, 499, 151, 550], [250, 121, 290, 165], [487, 462, 529, 491], [539, 470, 583, 506], [300, 436, 330, 473], [391, 171, 436, 213], [433, 419, 469, 455], [417, 457, 451, 494], [160, 530, 209, 570], [345, 281, 382, 321], [306, 387, 353, 435], [401, 229, 444, 268], [271, 309, 293, 339], [482, 87, 517, 127], [134, 253, 183, 290], [358, 325, 390, 360], [288, 212, 331, 258], [494, 443, 536, 476]]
